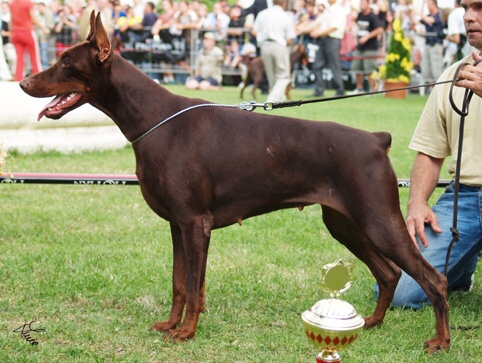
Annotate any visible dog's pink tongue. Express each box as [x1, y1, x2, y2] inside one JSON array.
[[38, 95, 64, 121]]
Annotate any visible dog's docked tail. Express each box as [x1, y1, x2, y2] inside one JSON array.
[[373, 131, 392, 154]]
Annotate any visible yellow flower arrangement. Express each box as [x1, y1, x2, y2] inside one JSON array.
[[374, 18, 413, 83]]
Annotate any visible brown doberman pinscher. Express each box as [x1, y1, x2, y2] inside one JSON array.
[[19, 12, 450, 353]]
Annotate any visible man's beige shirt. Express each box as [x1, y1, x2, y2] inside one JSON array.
[[410, 53, 482, 186]]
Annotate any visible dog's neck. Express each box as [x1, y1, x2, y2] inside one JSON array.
[[93, 54, 183, 143]]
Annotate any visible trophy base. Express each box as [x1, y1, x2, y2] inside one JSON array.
[[316, 351, 342, 363]]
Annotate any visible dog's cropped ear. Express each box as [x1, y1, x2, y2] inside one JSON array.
[[87, 11, 112, 65], [86, 10, 96, 41]]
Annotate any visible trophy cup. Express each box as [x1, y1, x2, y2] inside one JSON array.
[[301, 260, 364, 363]]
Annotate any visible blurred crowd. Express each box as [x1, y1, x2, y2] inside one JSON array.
[[0, 0, 472, 90]]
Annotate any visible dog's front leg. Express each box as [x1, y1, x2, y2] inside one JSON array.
[[151, 223, 186, 334], [156, 218, 212, 341]]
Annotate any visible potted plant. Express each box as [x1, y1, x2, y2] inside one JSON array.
[[376, 18, 413, 98]]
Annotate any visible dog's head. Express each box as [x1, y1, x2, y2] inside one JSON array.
[[19, 11, 112, 121]]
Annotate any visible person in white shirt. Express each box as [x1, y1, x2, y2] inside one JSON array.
[[445, 0, 469, 65], [252, 0, 296, 102]]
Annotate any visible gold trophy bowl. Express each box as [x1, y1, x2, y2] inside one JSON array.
[[302, 260, 364, 363], [302, 299, 364, 362]]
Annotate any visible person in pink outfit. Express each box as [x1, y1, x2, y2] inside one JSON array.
[[9, 0, 49, 81]]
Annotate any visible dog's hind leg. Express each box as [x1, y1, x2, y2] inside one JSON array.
[[363, 217, 450, 353], [323, 201, 450, 353], [321, 206, 401, 328]]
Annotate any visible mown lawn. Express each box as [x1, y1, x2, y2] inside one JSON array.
[[1, 85, 480, 362]]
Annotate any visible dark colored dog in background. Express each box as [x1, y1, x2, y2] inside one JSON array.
[[20, 12, 450, 353], [240, 43, 307, 100]]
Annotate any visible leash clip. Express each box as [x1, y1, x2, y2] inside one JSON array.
[[263, 101, 274, 111], [236, 101, 265, 112]]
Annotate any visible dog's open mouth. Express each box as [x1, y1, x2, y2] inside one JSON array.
[[38, 92, 82, 121]]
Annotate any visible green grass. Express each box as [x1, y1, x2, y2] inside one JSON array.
[[1, 86, 480, 362]]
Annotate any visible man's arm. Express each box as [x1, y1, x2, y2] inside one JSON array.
[[406, 152, 444, 248]]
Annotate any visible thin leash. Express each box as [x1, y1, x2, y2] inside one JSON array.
[[130, 79, 455, 144], [242, 79, 455, 112], [443, 58, 481, 276]]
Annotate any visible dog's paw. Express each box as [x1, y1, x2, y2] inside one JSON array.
[[164, 328, 195, 342], [363, 315, 383, 330], [423, 337, 450, 354], [150, 321, 176, 333]]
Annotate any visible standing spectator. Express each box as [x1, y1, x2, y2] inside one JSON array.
[[195, 3, 208, 29], [117, 5, 142, 43], [136, 1, 158, 80], [224, 4, 245, 68], [35, 2, 54, 70], [349, 0, 383, 93], [189, 0, 201, 15], [186, 32, 224, 90], [203, 1, 231, 46], [295, 0, 318, 45], [241, 0, 268, 45], [171, 0, 197, 73], [150, 0, 181, 84], [1, 1, 16, 75], [374, 0, 390, 29], [9, 0, 49, 81], [252, 0, 295, 102], [220, 0, 231, 16], [111, 0, 125, 30], [132, 0, 145, 19], [310, 0, 346, 97], [0, 37, 11, 80], [142, 1, 158, 28], [54, 5, 78, 57], [172, 0, 198, 42], [241, 0, 268, 20], [150, 0, 176, 43], [291, 0, 307, 26], [67, 0, 84, 20], [339, 2, 357, 70], [78, 0, 114, 41], [395, 0, 415, 32], [419, 0, 445, 85], [444, 0, 468, 65]]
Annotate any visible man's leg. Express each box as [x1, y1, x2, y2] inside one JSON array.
[[267, 45, 290, 103], [261, 42, 277, 90], [324, 38, 344, 95], [312, 38, 326, 96], [375, 183, 482, 309]]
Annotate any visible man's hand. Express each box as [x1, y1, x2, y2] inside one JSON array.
[[406, 201, 443, 249], [406, 152, 445, 249], [455, 51, 482, 97]]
